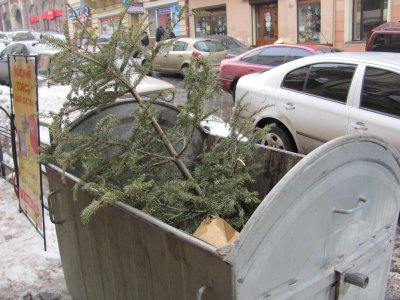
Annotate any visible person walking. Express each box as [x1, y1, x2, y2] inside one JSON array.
[[155, 26, 165, 43], [141, 31, 149, 47]]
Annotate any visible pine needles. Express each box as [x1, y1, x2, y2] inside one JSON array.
[[41, 3, 270, 233]]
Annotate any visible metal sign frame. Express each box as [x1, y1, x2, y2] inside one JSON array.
[[7, 54, 47, 251]]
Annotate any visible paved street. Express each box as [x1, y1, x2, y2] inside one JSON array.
[[152, 71, 234, 121], [154, 72, 400, 300]]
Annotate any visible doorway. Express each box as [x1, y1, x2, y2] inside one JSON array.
[[256, 5, 278, 46]]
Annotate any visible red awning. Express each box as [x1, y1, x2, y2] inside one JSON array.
[[42, 10, 55, 20], [29, 16, 40, 23], [54, 9, 63, 17]]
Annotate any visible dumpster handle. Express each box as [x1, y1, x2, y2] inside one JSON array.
[[197, 281, 212, 300], [333, 197, 368, 214], [48, 190, 65, 225]]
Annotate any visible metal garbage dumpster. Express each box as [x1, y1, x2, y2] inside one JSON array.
[[45, 101, 400, 300]]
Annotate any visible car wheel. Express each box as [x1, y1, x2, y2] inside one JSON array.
[[262, 126, 295, 152], [181, 64, 189, 77]]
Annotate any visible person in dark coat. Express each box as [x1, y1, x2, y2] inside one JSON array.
[[155, 26, 165, 42], [141, 31, 149, 46]]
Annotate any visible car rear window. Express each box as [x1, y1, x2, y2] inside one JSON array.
[[361, 67, 400, 117], [194, 40, 224, 52], [370, 33, 400, 52], [13, 32, 35, 41]]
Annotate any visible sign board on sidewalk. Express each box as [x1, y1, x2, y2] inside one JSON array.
[[9, 56, 44, 231]]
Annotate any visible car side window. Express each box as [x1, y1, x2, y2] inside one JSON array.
[[12, 44, 25, 55], [172, 41, 187, 51], [360, 67, 400, 118], [303, 63, 356, 103], [282, 66, 310, 91], [285, 48, 312, 62], [240, 48, 263, 63], [256, 47, 288, 66]]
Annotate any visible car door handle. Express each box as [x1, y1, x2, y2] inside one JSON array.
[[350, 121, 368, 131], [248, 68, 255, 72], [178, 55, 183, 58], [283, 102, 295, 110]]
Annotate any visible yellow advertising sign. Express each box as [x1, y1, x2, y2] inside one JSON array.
[[10, 57, 43, 230]]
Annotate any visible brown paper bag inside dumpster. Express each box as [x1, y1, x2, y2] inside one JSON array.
[[193, 215, 240, 248]]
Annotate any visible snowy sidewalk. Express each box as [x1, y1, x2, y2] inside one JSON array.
[[0, 178, 71, 300]]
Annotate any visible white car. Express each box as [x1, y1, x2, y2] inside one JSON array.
[[37, 49, 176, 102], [235, 52, 400, 154]]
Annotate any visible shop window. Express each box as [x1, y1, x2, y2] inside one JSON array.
[[298, 1, 321, 43], [194, 9, 227, 37], [100, 16, 121, 35], [353, 0, 388, 41], [149, 5, 180, 38]]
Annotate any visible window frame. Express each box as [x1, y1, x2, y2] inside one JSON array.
[[352, 0, 388, 41], [281, 62, 357, 104], [359, 66, 400, 119]]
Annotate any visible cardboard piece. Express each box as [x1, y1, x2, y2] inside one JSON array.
[[193, 215, 240, 248]]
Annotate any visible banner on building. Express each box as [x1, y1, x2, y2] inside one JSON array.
[[9, 56, 44, 231], [127, 3, 144, 14]]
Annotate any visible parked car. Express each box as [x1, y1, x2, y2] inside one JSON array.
[[37, 49, 176, 102], [152, 37, 226, 75], [0, 31, 14, 45], [219, 43, 341, 100], [235, 52, 400, 154], [0, 40, 56, 86], [11, 30, 36, 41], [206, 35, 251, 58], [0, 40, 6, 52], [365, 21, 400, 52]]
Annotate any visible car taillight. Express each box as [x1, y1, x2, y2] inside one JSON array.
[[192, 50, 202, 58]]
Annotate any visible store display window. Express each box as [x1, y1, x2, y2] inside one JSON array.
[[298, 1, 321, 43], [194, 10, 227, 37], [100, 16, 121, 35], [149, 4, 180, 38]]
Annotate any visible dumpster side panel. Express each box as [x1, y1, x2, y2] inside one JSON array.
[[250, 145, 303, 199], [226, 135, 400, 300], [46, 165, 234, 300]]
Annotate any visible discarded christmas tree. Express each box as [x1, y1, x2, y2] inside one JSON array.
[[40, 3, 271, 233]]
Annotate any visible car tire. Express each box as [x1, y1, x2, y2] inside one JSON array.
[[262, 126, 295, 152], [232, 81, 237, 103], [181, 64, 189, 77]]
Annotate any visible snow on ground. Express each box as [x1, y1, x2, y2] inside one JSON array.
[[0, 178, 71, 300]]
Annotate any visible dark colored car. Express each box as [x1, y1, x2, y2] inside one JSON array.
[[206, 35, 251, 58], [218, 43, 342, 100], [365, 22, 400, 52]]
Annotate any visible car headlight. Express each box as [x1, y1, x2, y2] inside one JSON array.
[[161, 90, 175, 103]]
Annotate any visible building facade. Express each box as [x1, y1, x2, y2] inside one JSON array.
[[1, 0, 399, 51], [188, 0, 400, 51], [67, 0, 187, 43], [0, 0, 67, 32]]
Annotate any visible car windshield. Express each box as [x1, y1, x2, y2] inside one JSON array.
[[13, 32, 35, 41], [219, 37, 245, 49], [194, 40, 225, 52]]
